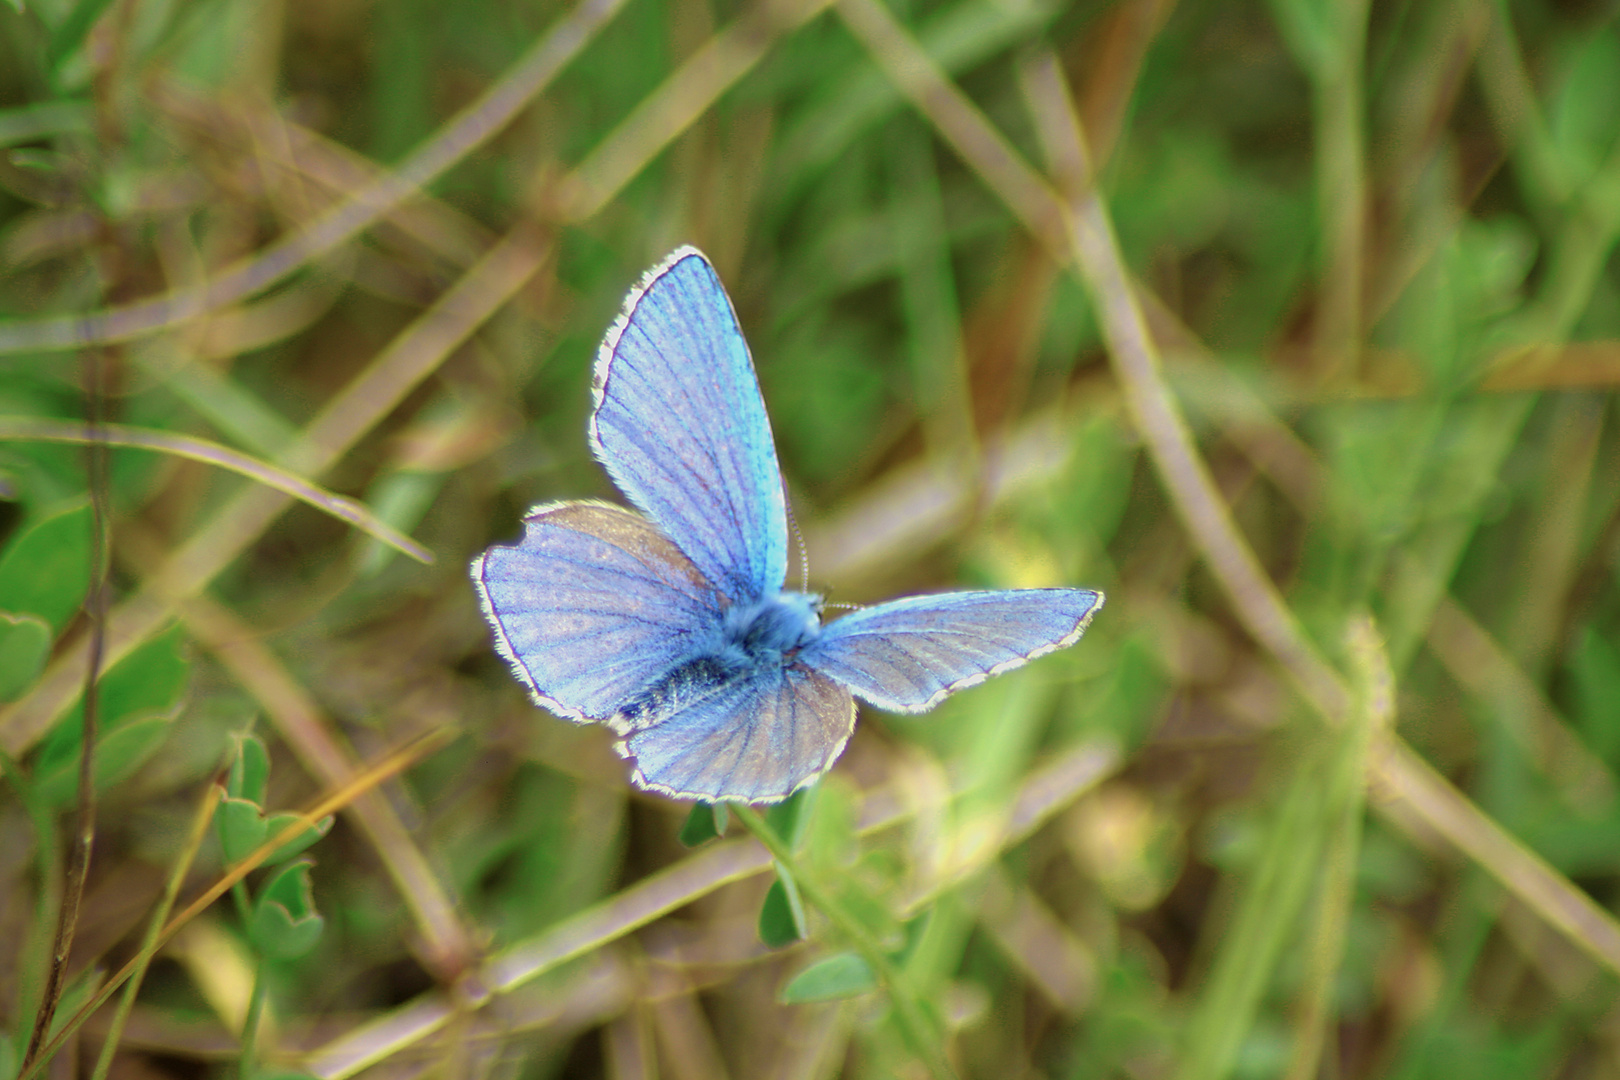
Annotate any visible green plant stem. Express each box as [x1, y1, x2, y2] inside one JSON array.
[[0, 750, 60, 1064], [231, 880, 254, 928], [90, 782, 221, 1080], [239, 959, 269, 1080], [1285, 617, 1392, 1080], [17, 731, 450, 1080], [20, 348, 112, 1077], [730, 803, 957, 1080]]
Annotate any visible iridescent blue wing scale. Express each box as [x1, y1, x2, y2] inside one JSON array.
[[804, 590, 1105, 714], [618, 665, 855, 803], [471, 502, 723, 721], [590, 247, 789, 603]]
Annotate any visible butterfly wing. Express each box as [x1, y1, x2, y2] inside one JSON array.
[[618, 664, 855, 803], [471, 501, 723, 721], [590, 247, 788, 604], [804, 589, 1105, 713]]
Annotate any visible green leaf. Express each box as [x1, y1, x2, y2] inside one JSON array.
[[1550, 29, 1620, 188], [220, 798, 331, 867], [46, 0, 118, 70], [250, 861, 325, 960], [678, 801, 726, 847], [758, 862, 808, 948], [358, 470, 443, 577], [34, 710, 177, 807], [830, 872, 905, 953], [94, 622, 188, 728], [1266, 0, 1334, 73], [228, 734, 271, 804], [218, 796, 270, 866], [0, 502, 90, 634], [0, 611, 51, 701], [1569, 628, 1620, 762], [764, 784, 815, 852], [780, 952, 877, 1003], [0, 102, 93, 147], [37, 623, 189, 780], [261, 811, 333, 865]]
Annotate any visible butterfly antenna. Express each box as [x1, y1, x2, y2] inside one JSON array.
[[783, 478, 810, 594]]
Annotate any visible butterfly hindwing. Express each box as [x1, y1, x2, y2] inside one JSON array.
[[804, 589, 1105, 714], [619, 663, 855, 803], [472, 501, 723, 721], [474, 247, 1108, 803], [590, 247, 789, 603]]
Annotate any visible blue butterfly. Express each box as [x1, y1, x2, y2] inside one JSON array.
[[472, 247, 1104, 803]]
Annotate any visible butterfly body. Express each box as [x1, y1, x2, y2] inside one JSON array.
[[723, 590, 823, 660], [473, 247, 1104, 803], [615, 590, 822, 729]]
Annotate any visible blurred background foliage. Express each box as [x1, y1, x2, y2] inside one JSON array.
[[2, 0, 1620, 1076]]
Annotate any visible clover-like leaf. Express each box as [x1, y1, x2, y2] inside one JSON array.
[[250, 861, 325, 960], [218, 796, 270, 866], [227, 734, 271, 805], [220, 800, 331, 867], [261, 811, 333, 865]]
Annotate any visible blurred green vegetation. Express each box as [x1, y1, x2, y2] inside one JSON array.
[[1, 0, 1620, 1077]]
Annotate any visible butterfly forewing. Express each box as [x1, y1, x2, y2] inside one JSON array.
[[620, 664, 855, 803], [805, 589, 1105, 714], [590, 247, 789, 604], [473, 502, 723, 721], [474, 246, 1107, 803]]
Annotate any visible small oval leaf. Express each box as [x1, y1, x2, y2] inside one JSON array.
[[780, 952, 877, 1004], [764, 784, 815, 851], [758, 863, 807, 949], [678, 802, 725, 847]]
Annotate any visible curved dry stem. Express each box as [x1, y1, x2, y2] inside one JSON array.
[[15, 729, 455, 1080], [0, 0, 628, 356], [300, 740, 1118, 1079], [830, 0, 1620, 985], [173, 584, 469, 977], [556, 0, 839, 224], [89, 781, 221, 1080], [0, 418, 434, 564]]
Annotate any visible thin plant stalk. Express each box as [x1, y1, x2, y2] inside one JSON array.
[[239, 963, 269, 1080], [19, 350, 113, 1075], [730, 803, 957, 1080], [15, 729, 454, 1080], [89, 781, 222, 1080], [0, 419, 432, 564]]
